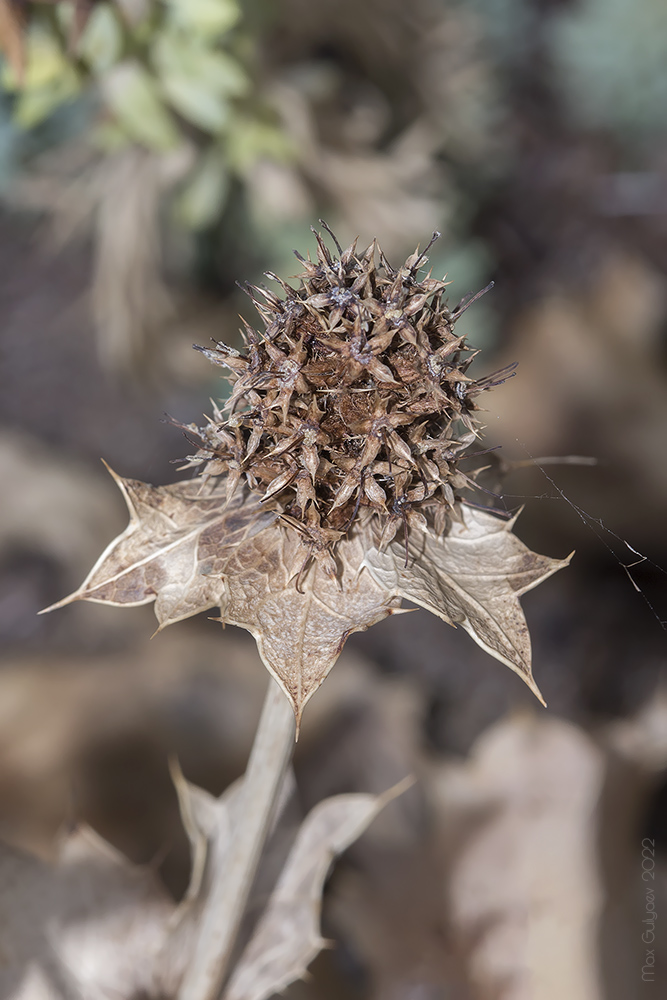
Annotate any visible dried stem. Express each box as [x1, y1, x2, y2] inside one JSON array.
[[179, 677, 296, 1000]]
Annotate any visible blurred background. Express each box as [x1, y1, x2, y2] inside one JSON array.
[[1, 1, 666, 997]]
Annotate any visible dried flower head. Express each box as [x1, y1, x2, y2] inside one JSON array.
[[181, 225, 514, 572], [45, 226, 570, 722]]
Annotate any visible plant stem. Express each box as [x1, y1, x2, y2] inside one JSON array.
[[178, 676, 296, 1000]]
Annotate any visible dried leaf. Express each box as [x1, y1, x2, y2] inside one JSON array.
[[157, 761, 244, 992], [160, 761, 301, 992], [43, 468, 246, 626], [363, 505, 571, 703], [0, 825, 171, 999], [44, 469, 401, 720], [224, 783, 408, 1000], [435, 715, 605, 1000], [161, 763, 401, 999]]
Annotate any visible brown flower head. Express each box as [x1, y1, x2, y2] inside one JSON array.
[[180, 225, 514, 573], [45, 227, 570, 722]]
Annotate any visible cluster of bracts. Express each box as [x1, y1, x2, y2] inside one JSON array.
[[180, 227, 513, 570]]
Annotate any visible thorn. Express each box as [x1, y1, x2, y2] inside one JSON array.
[[452, 281, 495, 318], [378, 774, 417, 808], [411, 231, 441, 272], [38, 593, 76, 615], [318, 219, 343, 255]]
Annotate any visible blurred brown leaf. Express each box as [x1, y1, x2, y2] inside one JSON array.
[[0, 824, 171, 999], [364, 505, 570, 704], [431, 714, 606, 1000]]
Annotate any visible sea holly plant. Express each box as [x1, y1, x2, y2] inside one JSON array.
[[42, 227, 569, 1000]]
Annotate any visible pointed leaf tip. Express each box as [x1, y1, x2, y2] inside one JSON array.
[[363, 504, 569, 703], [225, 780, 411, 1000], [45, 475, 399, 719]]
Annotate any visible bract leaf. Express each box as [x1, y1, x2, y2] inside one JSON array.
[[43, 469, 400, 721], [224, 785, 407, 1000], [363, 505, 571, 704], [157, 762, 245, 992]]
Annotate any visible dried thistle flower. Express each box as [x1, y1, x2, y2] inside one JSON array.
[[181, 225, 513, 572], [45, 227, 570, 722]]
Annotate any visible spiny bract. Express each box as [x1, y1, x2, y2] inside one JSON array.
[[181, 225, 513, 575]]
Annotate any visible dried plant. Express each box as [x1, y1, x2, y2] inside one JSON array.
[[184, 227, 495, 556], [41, 227, 569, 1000], [48, 226, 568, 717]]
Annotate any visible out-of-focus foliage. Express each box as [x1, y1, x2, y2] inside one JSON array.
[[0, 0, 289, 226], [550, 0, 667, 143], [0, 0, 293, 371], [0, 0, 510, 372]]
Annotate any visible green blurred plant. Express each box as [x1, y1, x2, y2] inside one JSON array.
[[0, 0, 292, 228], [550, 0, 667, 145], [0, 1, 298, 375]]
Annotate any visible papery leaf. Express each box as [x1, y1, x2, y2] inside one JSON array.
[[160, 760, 300, 993], [157, 761, 244, 992], [439, 715, 605, 1000], [44, 469, 401, 720], [224, 784, 408, 1000], [213, 517, 401, 723], [0, 825, 171, 999], [363, 505, 571, 703], [42, 467, 257, 626]]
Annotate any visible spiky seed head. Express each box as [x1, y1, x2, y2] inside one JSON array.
[[184, 227, 511, 562]]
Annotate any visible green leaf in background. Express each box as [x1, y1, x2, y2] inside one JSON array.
[[153, 33, 249, 133], [103, 61, 180, 151], [175, 146, 229, 228], [164, 0, 241, 37], [225, 118, 294, 175], [550, 0, 667, 142], [162, 75, 231, 133], [77, 3, 125, 75], [2, 29, 81, 128], [93, 120, 133, 152]]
